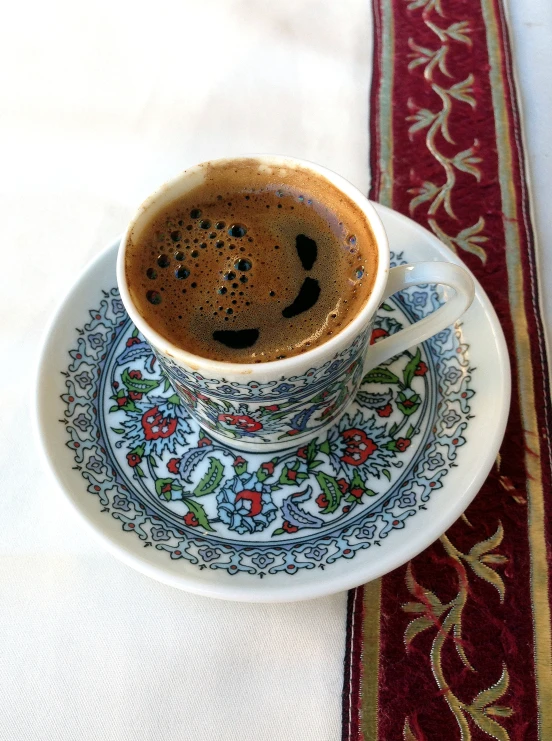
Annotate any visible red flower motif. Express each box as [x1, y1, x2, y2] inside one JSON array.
[[415, 361, 428, 376], [261, 462, 275, 475], [113, 382, 119, 389], [129, 391, 143, 401], [287, 429, 300, 436], [396, 438, 411, 452], [265, 404, 279, 412], [337, 478, 349, 494], [350, 487, 363, 499], [316, 493, 329, 509], [197, 393, 210, 401], [217, 414, 262, 433], [126, 337, 141, 347], [184, 512, 199, 527], [167, 458, 180, 474], [235, 489, 263, 517], [129, 370, 142, 379], [141, 406, 178, 440], [117, 396, 128, 407], [340, 429, 378, 466], [287, 469, 297, 482], [402, 399, 415, 409], [370, 328, 389, 345], [377, 403, 392, 418], [297, 447, 307, 459], [126, 452, 141, 467], [161, 483, 172, 494], [233, 456, 247, 468], [198, 437, 212, 447], [282, 520, 299, 533]]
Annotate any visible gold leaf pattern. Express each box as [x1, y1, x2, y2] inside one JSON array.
[[402, 527, 511, 738], [406, 5, 487, 262]]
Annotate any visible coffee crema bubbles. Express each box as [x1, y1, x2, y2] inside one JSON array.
[[125, 161, 378, 362]]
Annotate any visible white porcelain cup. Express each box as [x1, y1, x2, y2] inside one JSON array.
[[117, 155, 474, 452]]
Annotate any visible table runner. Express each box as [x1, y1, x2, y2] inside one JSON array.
[[342, 0, 552, 739]]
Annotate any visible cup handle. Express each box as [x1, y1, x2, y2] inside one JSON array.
[[364, 262, 475, 371]]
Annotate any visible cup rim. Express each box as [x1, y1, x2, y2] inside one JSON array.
[[116, 154, 390, 374]]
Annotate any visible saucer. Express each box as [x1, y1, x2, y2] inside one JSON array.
[[35, 204, 510, 602]]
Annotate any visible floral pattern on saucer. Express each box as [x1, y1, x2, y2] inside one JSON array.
[[61, 252, 474, 576]]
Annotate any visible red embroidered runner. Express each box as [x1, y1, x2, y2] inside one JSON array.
[[343, 0, 552, 739]]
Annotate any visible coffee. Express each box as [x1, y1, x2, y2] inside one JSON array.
[[125, 160, 378, 362]]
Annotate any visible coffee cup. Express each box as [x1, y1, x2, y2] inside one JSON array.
[[117, 155, 474, 452]]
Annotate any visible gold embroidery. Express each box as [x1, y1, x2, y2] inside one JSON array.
[[402, 525, 512, 739], [405, 8, 488, 263]]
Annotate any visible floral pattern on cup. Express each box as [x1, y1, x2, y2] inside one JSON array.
[[152, 332, 370, 445]]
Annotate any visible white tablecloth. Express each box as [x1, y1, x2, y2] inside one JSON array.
[[0, 1, 549, 739]]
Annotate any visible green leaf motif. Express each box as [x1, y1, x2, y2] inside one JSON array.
[[155, 477, 175, 499], [445, 20, 472, 45], [448, 74, 476, 108], [407, 107, 437, 135], [110, 427, 125, 434], [408, 181, 440, 215], [306, 439, 318, 464], [403, 348, 422, 388], [193, 458, 224, 497], [318, 440, 331, 455], [272, 528, 285, 536], [452, 144, 482, 181], [185, 499, 215, 532], [363, 367, 401, 385], [121, 368, 160, 394], [315, 472, 343, 514]]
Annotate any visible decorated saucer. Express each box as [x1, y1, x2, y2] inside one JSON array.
[[35, 204, 510, 602]]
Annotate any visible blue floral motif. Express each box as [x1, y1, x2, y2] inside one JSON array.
[[111, 298, 125, 315], [251, 552, 276, 569], [444, 366, 462, 384], [426, 451, 445, 471], [303, 545, 328, 561], [399, 490, 417, 508], [198, 546, 222, 562], [151, 526, 170, 541], [217, 473, 277, 535], [355, 523, 377, 541], [88, 332, 104, 349], [411, 291, 429, 307], [436, 329, 452, 344], [442, 408, 461, 428], [73, 412, 91, 431], [75, 371, 93, 388], [113, 494, 131, 511], [87, 455, 104, 473]]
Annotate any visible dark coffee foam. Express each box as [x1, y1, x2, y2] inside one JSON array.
[[125, 160, 378, 363]]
